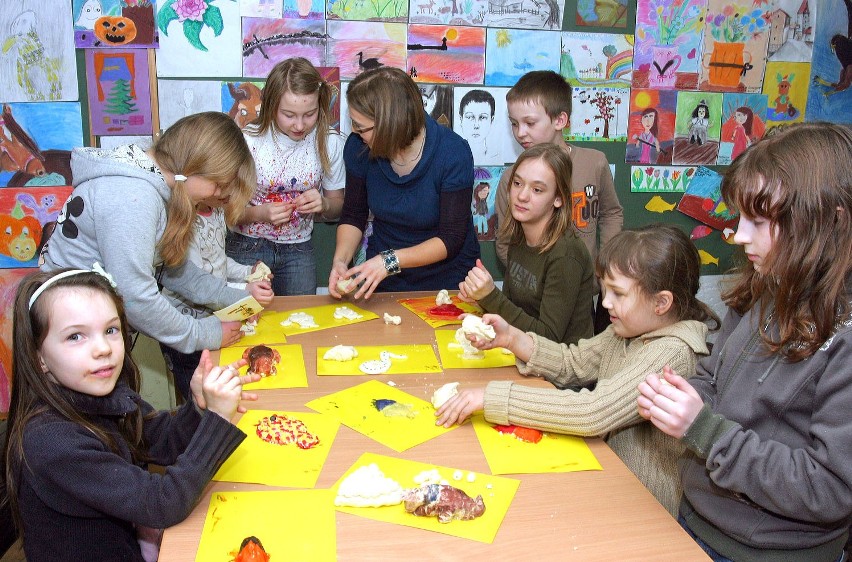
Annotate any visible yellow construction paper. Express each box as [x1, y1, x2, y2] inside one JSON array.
[[269, 304, 379, 336], [398, 294, 482, 328], [472, 415, 602, 475], [434, 329, 516, 369], [305, 380, 455, 452], [333, 452, 520, 543], [213, 410, 340, 488], [316, 344, 441, 376], [219, 344, 307, 390], [234, 312, 287, 347], [196, 489, 336, 562]]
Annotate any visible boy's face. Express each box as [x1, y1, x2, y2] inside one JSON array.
[[508, 100, 566, 149]]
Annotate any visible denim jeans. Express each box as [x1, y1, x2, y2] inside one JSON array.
[[226, 231, 316, 296], [159, 343, 201, 402], [678, 516, 847, 562]]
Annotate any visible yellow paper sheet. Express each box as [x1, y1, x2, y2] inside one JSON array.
[[333, 452, 520, 543], [316, 344, 441, 376], [434, 329, 516, 369], [219, 344, 307, 390], [213, 410, 340, 488], [267, 304, 379, 336], [398, 294, 482, 328], [472, 414, 602, 475], [305, 380, 455, 452], [234, 312, 287, 347], [196, 489, 336, 562]]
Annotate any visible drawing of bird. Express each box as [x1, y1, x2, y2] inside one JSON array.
[[356, 51, 383, 71], [813, 0, 852, 96]]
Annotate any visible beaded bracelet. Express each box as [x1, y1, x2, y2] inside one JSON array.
[[380, 249, 401, 276]]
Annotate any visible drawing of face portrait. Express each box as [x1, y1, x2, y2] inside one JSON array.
[[698, 106, 707, 119], [421, 86, 437, 115], [461, 101, 493, 144], [735, 110, 747, 124], [641, 111, 655, 131]]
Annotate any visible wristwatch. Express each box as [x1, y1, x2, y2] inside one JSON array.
[[380, 249, 401, 276]]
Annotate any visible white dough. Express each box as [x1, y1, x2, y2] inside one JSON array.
[[383, 312, 402, 325], [245, 261, 272, 282], [435, 289, 452, 306], [334, 306, 363, 320], [431, 382, 459, 408], [335, 464, 403, 508], [454, 328, 484, 359], [413, 468, 443, 485], [461, 315, 496, 341], [337, 277, 355, 294], [280, 312, 319, 328], [323, 345, 359, 361]]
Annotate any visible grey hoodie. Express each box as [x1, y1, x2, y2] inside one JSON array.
[[42, 145, 246, 353]]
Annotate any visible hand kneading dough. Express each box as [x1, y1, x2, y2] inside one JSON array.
[[461, 315, 496, 341], [245, 262, 272, 282], [337, 277, 355, 294]]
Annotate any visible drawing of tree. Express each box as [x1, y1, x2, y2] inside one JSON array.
[[105, 79, 137, 115], [590, 90, 619, 139]]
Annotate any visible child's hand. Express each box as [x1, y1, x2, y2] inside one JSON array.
[[328, 260, 350, 299], [637, 365, 704, 438], [456, 281, 475, 303], [460, 259, 494, 301], [220, 320, 243, 347], [201, 363, 245, 422], [190, 351, 251, 410], [293, 189, 323, 214], [263, 201, 294, 226], [434, 387, 485, 427], [246, 280, 274, 305]]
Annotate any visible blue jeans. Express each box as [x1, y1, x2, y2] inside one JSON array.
[[678, 516, 847, 562], [159, 343, 201, 402], [226, 231, 316, 296]]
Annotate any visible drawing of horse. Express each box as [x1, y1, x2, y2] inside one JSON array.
[[227, 82, 263, 129], [0, 104, 72, 187]]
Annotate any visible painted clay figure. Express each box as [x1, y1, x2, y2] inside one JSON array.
[[242, 344, 281, 377], [402, 484, 486, 523]]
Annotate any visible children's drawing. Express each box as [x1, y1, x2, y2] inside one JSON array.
[[566, 87, 629, 142], [717, 92, 767, 165], [806, 0, 852, 122], [284, 0, 326, 19], [561, 32, 633, 88], [326, 21, 407, 80], [766, 0, 815, 62], [626, 88, 677, 164], [471, 167, 504, 241], [454, 87, 515, 166], [156, 0, 242, 77], [0, 186, 73, 268], [98, 135, 152, 149], [633, 0, 706, 90], [242, 17, 328, 78], [326, 0, 409, 22], [673, 92, 722, 165], [74, 0, 158, 48], [484, 28, 561, 86], [699, 0, 771, 93], [85, 50, 153, 136], [0, 103, 82, 188], [644, 194, 676, 213], [630, 166, 696, 192], [676, 165, 738, 231], [0, 268, 31, 412], [419, 83, 454, 127], [0, 4, 77, 103], [576, 0, 628, 28], [762, 61, 809, 126], [408, 0, 563, 30], [157, 79, 222, 130], [407, 25, 486, 84], [240, 0, 284, 18], [221, 80, 265, 129]]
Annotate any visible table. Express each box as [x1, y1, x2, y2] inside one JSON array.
[[158, 292, 709, 561]]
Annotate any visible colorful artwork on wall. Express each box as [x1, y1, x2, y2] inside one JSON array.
[[630, 165, 696, 192], [0, 1, 78, 102], [484, 28, 561, 86], [576, 0, 628, 29], [453, 86, 519, 166], [0, 267, 31, 413], [408, 0, 564, 30], [633, 0, 706, 90], [326, 21, 407, 80], [327, 0, 409, 22], [471, 166, 505, 241], [676, 165, 738, 231], [625, 88, 677, 164], [717, 92, 767, 165], [561, 32, 633, 88], [407, 24, 486, 84], [766, 0, 815, 63], [567, 87, 629, 142], [73, 0, 158, 48], [673, 91, 722, 165], [762, 61, 809, 127], [85, 49, 153, 136], [806, 0, 852, 123], [0, 186, 73, 269], [242, 17, 328, 77]]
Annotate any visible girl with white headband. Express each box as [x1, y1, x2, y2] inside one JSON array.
[[4, 266, 258, 561], [41, 112, 257, 354]]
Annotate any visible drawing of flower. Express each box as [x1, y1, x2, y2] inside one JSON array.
[[157, 0, 224, 52], [647, 0, 702, 46], [173, 0, 208, 21], [708, 4, 766, 43]]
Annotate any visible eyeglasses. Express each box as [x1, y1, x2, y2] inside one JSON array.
[[351, 122, 374, 135]]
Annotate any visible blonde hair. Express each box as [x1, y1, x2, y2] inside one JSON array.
[[153, 112, 255, 267], [248, 57, 335, 174], [721, 121, 852, 361], [346, 67, 425, 159], [498, 144, 572, 254]]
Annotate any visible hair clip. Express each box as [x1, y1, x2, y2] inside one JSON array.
[[28, 262, 118, 310], [174, 174, 187, 181]]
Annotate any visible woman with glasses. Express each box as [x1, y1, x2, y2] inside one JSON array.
[[328, 67, 480, 299]]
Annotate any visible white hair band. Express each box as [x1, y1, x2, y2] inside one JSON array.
[[173, 174, 187, 181], [28, 262, 118, 310]]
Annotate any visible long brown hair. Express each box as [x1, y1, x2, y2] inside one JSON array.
[[721, 122, 852, 361], [346, 67, 425, 159], [153, 112, 255, 267], [248, 57, 335, 174], [596, 224, 720, 328], [498, 144, 573, 254], [4, 270, 147, 535]]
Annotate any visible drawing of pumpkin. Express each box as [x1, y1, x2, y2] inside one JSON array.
[[93, 15, 138, 45]]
